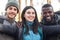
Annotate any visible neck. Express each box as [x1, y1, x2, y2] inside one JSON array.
[[7, 17, 14, 23], [26, 21, 33, 26]]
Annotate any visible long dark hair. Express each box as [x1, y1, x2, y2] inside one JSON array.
[[21, 6, 39, 34]]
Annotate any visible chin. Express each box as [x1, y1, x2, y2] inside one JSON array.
[[10, 17, 14, 19], [46, 19, 51, 22], [28, 20, 34, 22]]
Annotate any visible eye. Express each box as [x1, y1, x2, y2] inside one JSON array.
[[9, 7, 12, 10], [48, 11, 52, 13], [43, 12, 47, 14], [32, 12, 35, 14], [14, 8, 17, 11], [27, 12, 31, 14]]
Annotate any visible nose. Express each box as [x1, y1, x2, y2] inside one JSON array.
[[46, 13, 50, 16], [30, 12, 33, 16], [11, 9, 15, 12]]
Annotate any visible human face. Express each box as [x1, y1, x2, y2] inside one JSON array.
[[24, 8, 35, 22], [6, 6, 17, 19], [42, 7, 54, 22]]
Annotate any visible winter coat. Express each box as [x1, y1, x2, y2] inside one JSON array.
[[0, 16, 18, 40], [40, 14, 60, 40]]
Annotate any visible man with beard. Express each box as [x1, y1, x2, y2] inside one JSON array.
[[40, 4, 60, 40], [0, 0, 19, 40]]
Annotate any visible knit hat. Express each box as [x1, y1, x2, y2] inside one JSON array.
[[5, 0, 19, 13]]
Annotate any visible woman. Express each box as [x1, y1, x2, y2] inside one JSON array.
[[18, 6, 43, 40]]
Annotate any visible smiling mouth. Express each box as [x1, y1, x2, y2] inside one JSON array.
[[9, 13, 15, 15], [46, 16, 50, 19], [28, 17, 34, 19]]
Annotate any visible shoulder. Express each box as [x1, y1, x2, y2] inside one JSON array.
[[0, 16, 6, 24], [56, 15, 60, 24], [0, 16, 6, 19]]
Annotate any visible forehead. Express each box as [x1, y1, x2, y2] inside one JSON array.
[[26, 8, 35, 12], [8, 6, 17, 9], [42, 7, 53, 12]]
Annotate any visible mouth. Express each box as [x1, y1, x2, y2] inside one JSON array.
[[46, 16, 51, 19], [28, 17, 34, 20], [9, 13, 15, 16], [45, 16, 51, 21]]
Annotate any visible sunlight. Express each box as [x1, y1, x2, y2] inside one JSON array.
[[0, 0, 60, 21]]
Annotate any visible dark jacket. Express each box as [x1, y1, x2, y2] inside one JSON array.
[[16, 22, 23, 40], [0, 16, 18, 40], [40, 14, 60, 40]]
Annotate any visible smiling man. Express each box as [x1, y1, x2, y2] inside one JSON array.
[[40, 4, 60, 40], [41, 4, 55, 24], [0, 0, 19, 40]]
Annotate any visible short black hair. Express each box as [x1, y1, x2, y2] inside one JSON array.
[[42, 4, 53, 8]]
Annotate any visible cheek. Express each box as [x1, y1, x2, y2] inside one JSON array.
[[51, 13, 54, 16], [43, 14, 46, 17], [14, 13, 17, 16], [6, 11, 11, 15], [24, 13, 29, 18], [7, 10, 11, 13], [33, 15, 35, 19], [7, 13, 10, 16], [24, 15, 29, 20]]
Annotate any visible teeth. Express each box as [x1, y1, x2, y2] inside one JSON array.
[[29, 18, 33, 19], [46, 17, 50, 19]]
